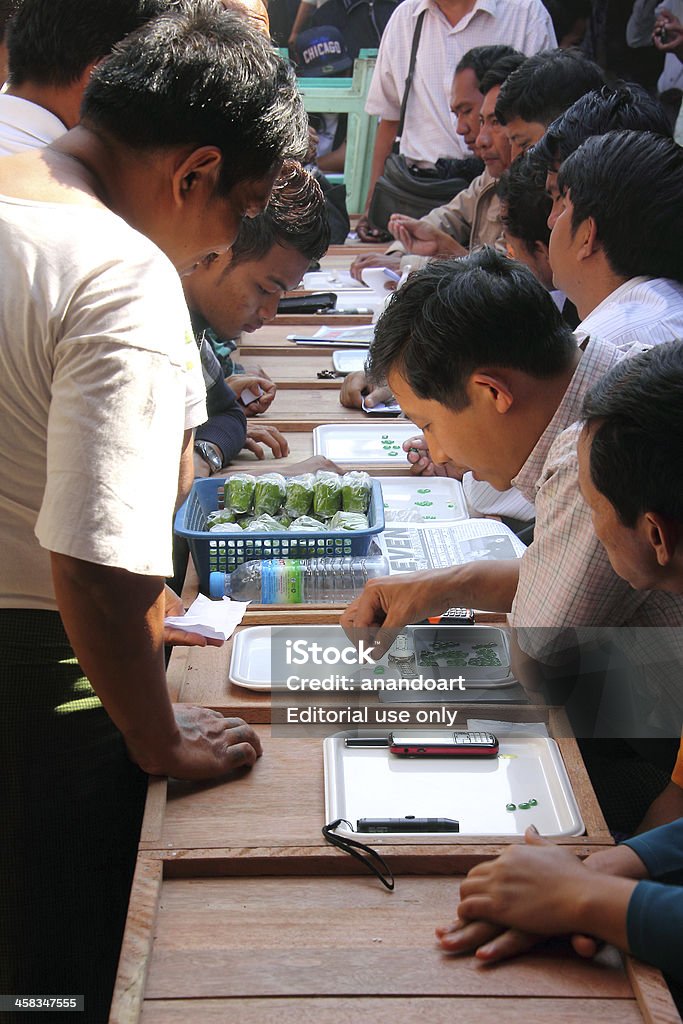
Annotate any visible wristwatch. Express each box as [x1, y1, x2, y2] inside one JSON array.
[[194, 439, 223, 474]]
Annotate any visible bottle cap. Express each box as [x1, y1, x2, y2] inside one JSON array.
[[209, 571, 230, 599]]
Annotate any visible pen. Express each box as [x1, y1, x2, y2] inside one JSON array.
[[344, 736, 389, 748], [383, 268, 401, 282], [327, 307, 374, 315]]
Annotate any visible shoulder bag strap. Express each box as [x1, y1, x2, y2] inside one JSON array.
[[394, 9, 426, 149]]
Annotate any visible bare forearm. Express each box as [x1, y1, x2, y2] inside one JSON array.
[[176, 428, 195, 512], [364, 119, 398, 213], [51, 553, 179, 769], [446, 559, 520, 613]]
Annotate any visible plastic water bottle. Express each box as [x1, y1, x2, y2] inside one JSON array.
[[209, 555, 389, 604]]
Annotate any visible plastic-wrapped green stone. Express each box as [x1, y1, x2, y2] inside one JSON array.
[[243, 514, 283, 533], [224, 473, 256, 514], [341, 471, 372, 513], [528, 798, 538, 807], [253, 473, 286, 517], [313, 470, 342, 518], [284, 474, 314, 518], [518, 802, 530, 810], [506, 803, 516, 811], [329, 511, 369, 532]]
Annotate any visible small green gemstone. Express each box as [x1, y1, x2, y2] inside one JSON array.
[[506, 803, 516, 812], [518, 802, 530, 810], [528, 798, 538, 807], [388, 451, 398, 456], [381, 435, 389, 439], [417, 488, 431, 494], [373, 666, 385, 675]]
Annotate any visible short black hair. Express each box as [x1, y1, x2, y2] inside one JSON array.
[[7, 0, 169, 86], [532, 83, 673, 172], [455, 44, 520, 87], [582, 341, 683, 527], [495, 48, 605, 128], [479, 53, 527, 96], [81, 1, 308, 196], [558, 130, 683, 283], [0, 0, 21, 43], [367, 248, 577, 411], [497, 153, 551, 250], [230, 160, 330, 266]]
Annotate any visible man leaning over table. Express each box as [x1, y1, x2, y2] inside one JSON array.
[[185, 159, 331, 474], [0, 3, 307, 1015], [340, 247, 683, 640], [437, 342, 683, 1002]]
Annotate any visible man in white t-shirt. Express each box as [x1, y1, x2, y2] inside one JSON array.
[[0, 3, 306, 1014], [357, 0, 556, 240]]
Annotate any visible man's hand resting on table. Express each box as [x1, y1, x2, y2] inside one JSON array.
[[387, 215, 467, 259], [436, 827, 643, 964], [129, 706, 263, 780], [350, 252, 402, 283], [243, 422, 290, 460], [340, 370, 393, 410], [163, 585, 224, 647]]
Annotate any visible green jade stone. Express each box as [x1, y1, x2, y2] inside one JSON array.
[[518, 802, 530, 810], [528, 798, 538, 807], [506, 803, 516, 812]]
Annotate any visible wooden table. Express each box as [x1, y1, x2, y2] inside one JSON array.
[[108, 269, 681, 1022], [238, 323, 370, 357]]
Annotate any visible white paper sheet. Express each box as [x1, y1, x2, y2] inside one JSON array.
[[164, 593, 249, 641]]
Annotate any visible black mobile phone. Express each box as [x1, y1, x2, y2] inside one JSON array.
[[356, 816, 460, 833], [388, 730, 499, 757]]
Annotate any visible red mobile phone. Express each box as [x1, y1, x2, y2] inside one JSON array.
[[388, 731, 499, 757]]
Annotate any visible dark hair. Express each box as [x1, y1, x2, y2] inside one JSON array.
[[7, 0, 169, 86], [81, 1, 307, 195], [582, 341, 683, 527], [230, 160, 330, 266], [497, 153, 551, 250], [455, 44, 519, 87], [479, 53, 526, 96], [0, 0, 21, 42], [558, 130, 683, 283], [367, 248, 577, 411], [532, 83, 673, 172], [495, 48, 605, 128]]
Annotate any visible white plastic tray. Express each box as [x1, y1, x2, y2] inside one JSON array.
[[379, 476, 468, 523], [313, 422, 418, 466], [230, 625, 385, 691], [324, 732, 584, 838], [332, 350, 368, 375], [303, 270, 367, 291]]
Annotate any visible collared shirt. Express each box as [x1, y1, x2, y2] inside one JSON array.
[[365, 0, 556, 164], [0, 94, 65, 156], [574, 276, 683, 351], [510, 336, 683, 628], [387, 168, 505, 268]]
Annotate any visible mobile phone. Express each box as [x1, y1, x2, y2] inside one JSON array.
[[361, 395, 402, 415], [357, 816, 459, 833], [388, 730, 499, 757], [422, 608, 476, 625], [239, 385, 263, 406]]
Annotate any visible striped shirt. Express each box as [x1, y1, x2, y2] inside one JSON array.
[[511, 336, 683, 630], [366, 0, 556, 164], [574, 277, 683, 351]]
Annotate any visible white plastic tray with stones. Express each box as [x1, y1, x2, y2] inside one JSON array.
[[378, 476, 468, 523], [313, 422, 418, 466], [324, 731, 585, 838], [332, 350, 368, 375]]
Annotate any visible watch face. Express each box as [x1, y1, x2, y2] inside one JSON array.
[[196, 441, 221, 472]]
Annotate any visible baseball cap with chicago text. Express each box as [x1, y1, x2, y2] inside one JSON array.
[[295, 25, 352, 77]]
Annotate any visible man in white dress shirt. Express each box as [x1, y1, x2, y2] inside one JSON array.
[[549, 129, 683, 350], [356, 0, 556, 240]]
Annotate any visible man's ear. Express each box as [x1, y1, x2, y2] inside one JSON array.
[[643, 512, 680, 568], [576, 215, 599, 262], [470, 372, 514, 413], [172, 147, 223, 207]]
